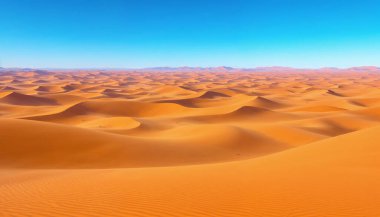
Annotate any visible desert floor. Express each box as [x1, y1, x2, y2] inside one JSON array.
[[1, 70, 380, 216]]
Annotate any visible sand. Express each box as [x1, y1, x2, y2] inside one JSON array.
[[1, 69, 380, 216]]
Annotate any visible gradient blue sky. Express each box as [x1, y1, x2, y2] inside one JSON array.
[[1, 0, 380, 68]]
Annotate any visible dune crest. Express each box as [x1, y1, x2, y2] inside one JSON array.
[[0, 92, 58, 106]]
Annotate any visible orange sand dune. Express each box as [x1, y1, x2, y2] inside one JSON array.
[[1, 124, 380, 216], [0, 118, 287, 168], [1, 92, 58, 106], [1, 70, 380, 216]]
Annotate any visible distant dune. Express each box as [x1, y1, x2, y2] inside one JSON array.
[[1, 69, 380, 216]]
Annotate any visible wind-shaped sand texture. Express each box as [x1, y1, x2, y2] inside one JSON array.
[[1, 70, 380, 216]]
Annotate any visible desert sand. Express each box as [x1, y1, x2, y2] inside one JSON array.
[[1, 68, 380, 216]]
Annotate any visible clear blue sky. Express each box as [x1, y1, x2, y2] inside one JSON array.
[[1, 0, 379, 68]]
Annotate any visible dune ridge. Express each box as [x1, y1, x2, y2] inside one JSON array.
[[0, 92, 58, 106]]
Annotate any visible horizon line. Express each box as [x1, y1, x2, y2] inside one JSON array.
[[1, 65, 380, 71]]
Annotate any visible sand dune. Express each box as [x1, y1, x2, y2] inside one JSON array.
[[0, 92, 58, 106], [246, 96, 285, 109], [35, 85, 64, 92], [0, 118, 288, 168], [290, 105, 346, 112], [1, 70, 380, 216], [1, 124, 380, 216], [78, 116, 141, 129], [184, 105, 296, 123], [158, 91, 253, 108]]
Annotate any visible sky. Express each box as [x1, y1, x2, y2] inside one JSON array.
[[0, 0, 380, 68]]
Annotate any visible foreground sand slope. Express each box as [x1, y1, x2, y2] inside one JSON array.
[[0, 118, 287, 168], [1, 125, 380, 217]]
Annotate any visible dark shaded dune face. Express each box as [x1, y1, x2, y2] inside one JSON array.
[[349, 97, 380, 107], [198, 90, 230, 99], [47, 100, 191, 118], [0, 92, 58, 106], [62, 84, 82, 91], [184, 106, 296, 123], [246, 96, 285, 109], [157, 95, 234, 108], [35, 85, 64, 93], [327, 89, 345, 97], [2, 86, 19, 91], [153, 85, 195, 95], [231, 106, 270, 115]]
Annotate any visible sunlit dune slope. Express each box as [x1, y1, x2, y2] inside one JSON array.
[[1, 125, 380, 216], [0, 118, 287, 168]]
